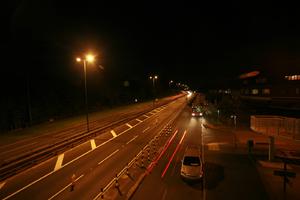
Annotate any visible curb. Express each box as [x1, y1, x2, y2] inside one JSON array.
[[126, 173, 146, 200]]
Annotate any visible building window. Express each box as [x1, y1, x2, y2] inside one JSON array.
[[252, 89, 259, 95], [263, 88, 271, 95]]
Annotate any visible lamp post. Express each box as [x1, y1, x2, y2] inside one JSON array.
[[169, 80, 173, 88], [76, 54, 95, 132], [149, 75, 158, 107]]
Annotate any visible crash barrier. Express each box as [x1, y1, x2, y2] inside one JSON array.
[[250, 115, 300, 140], [93, 125, 173, 199]]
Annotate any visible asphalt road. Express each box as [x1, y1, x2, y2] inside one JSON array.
[[0, 96, 186, 199], [132, 98, 268, 200], [0, 95, 182, 167]]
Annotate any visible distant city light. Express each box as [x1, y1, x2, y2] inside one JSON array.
[[285, 75, 300, 81]]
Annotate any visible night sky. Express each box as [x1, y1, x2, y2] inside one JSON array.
[[2, 1, 300, 91]]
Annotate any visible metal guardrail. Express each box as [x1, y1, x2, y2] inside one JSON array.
[[92, 101, 186, 199], [93, 120, 176, 199], [0, 96, 184, 182]]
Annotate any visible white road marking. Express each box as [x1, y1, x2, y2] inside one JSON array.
[[54, 154, 64, 171], [126, 135, 138, 145], [2, 106, 159, 200], [143, 114, 149, 118], [126, 123, 133, 128], [98, 149, 119, 165], [48, 174, 84, 200], [110, 130, 117, 137], [90, 139, 96, 150], [136, 118, 143, 122], [93, 118, 175, 200], [0, 181, 6, 190], [143, 127, 150, 133]]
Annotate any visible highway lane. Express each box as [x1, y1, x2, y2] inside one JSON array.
[[132, 106, 205, 200], [132, 100, 267, 200], [0, 96, 186, 199], [0, 94, 183, 167]]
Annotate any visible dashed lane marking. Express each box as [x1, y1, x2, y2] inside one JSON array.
[[143, 127, 150, 133], [126, 123, 133, 128], [48, 174, 84, 200], [90, 139, 96, 150], [126, 135, 138, 145], [54, 154, 64, 171], [98, 149, 119, 165], [110, 130, 117, 137], [2, 109, 158, 200], [136, 118, 143, 122], [0, 181, 6, 190]]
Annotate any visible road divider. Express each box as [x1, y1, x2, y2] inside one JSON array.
[[147, 129, 178, 173], [93, 123, 176, 200], [92, 100, 186, 200], [1, 103, 166, 200], [0, 98, 178, 182]]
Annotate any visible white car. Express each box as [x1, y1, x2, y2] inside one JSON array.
[[181, 145, 203, 181]]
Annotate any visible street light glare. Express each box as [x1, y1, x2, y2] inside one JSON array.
[[76, 57, 81, 62], [86, 54, 95, 63], [154, 75, 158, 79]]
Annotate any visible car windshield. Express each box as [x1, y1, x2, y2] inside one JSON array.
[[183, 156, 201, 166], [192, 106, 202, 113]]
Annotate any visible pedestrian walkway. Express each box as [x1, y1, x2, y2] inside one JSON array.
[[204, 119, 300, 200]]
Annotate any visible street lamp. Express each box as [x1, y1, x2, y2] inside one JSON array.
[[169, 80, 173, 87], [149, 75, 158, 107], [76, 54, 95, 132]]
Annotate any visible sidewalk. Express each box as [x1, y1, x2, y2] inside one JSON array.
[[203, 119, 300, 153], [204, 118, 300, 200]]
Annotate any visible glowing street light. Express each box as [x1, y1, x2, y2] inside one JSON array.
[[86, 54, 95, 63], [76, 53, 96, 132], [149, 75, 158, 107]]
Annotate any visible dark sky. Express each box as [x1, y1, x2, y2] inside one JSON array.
[[2, 0, 300, 91]]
